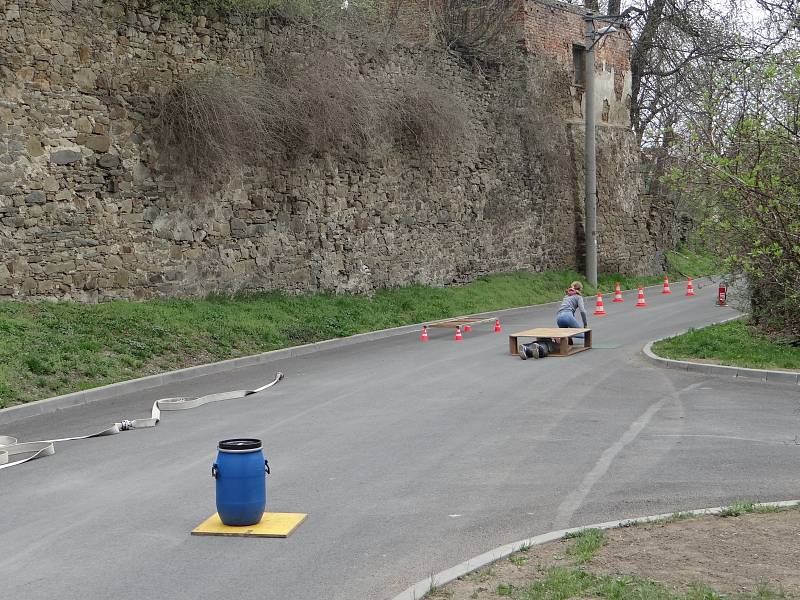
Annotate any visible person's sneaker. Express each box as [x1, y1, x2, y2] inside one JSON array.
[[530, 342, 541, 359], [518, 342, 529, 360]]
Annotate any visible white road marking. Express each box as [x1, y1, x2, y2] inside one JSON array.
[[552, 381, 704, 529], [651, 434, 796, 446]]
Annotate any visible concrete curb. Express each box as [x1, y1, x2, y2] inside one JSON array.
[[389, 500, 800, 600], [0, 278, 698, 427], [643, 316, 800, 386]]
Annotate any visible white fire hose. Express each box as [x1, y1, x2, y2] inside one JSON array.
[[0, 372, 284, 470]]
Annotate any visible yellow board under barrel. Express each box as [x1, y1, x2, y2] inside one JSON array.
[[191, 512, 308, 538]]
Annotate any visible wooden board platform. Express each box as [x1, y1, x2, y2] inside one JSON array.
[[508, 327, 592, 357]]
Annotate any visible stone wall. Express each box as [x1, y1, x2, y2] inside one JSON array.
[[0, 0, 673, 301]]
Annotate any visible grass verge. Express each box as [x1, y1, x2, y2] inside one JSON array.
[[511, 567, 785, 600], [652, 320, 800, 372], [450, 503, 794, 600], [718, 501, 780, 518], [564, 529, 606, 564], [0, 249, 714, 408]]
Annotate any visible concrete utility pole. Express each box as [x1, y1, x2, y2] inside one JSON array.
[[582, 7, 643, 288], [584, 15, 598, 288]]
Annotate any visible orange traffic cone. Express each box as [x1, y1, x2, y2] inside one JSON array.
[[593, 292, 607, 316], [494, 319, 502, 333], [455, 326, 464, 342], [686, 277, 696, 296], [463, 323, 472, 332], [662, 275, 672, 295], [635, 286, 648, 307], [612, 281, 624, 303], [420, 325, 429, 342]]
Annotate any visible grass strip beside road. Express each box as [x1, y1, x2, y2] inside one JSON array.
[[434, 503, 797, 600], [652, 320, 800, 372], [503, 567, 784, 600], [0, 250, 713, 407], [564, 528, 607, 564]]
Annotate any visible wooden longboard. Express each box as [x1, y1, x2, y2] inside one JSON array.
[[428, 316, 496, 329]]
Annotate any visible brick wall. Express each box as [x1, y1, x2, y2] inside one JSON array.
[[523, 0, 631, 127]]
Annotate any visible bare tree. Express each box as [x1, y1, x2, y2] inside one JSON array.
[[627, 0, 799, 147], [428, 0, 521, 64]]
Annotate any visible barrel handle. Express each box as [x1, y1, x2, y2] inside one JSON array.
[[264, 459, 270, 475], [211, 463, 219, 479]]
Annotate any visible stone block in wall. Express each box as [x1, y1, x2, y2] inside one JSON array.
[[25, 191, 46, 204], [50, 149, 82, 165], [105, 255, 123, 269], [76, 117, 93, 133], [98, 154, 121, 169], [73, 68, 96, 91], [44, 261, 77, 275], [230, 218, 248, 238], [27, 138, 45, 157], [114, 270, 131, 286], [84, 134, 111, 153]]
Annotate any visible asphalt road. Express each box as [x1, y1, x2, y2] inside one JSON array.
[[2, 282, 798, 600]]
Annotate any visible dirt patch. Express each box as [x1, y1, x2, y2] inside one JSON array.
[[437, 508, 800, 599]]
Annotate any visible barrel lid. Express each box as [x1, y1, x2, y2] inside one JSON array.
[[218, 438, 262, 451]]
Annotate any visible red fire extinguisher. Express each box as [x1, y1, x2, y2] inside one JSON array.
[[717, 283, 728, 306]]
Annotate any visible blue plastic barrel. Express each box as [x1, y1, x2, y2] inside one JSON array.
[[212, 438, 269, 526]]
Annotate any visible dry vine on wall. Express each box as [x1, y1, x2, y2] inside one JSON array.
[[157, 57, 470, 180]]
